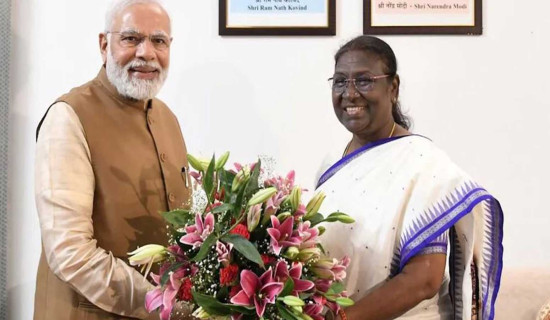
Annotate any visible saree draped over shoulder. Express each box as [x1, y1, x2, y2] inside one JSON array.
[[317, 135, 503, 320]]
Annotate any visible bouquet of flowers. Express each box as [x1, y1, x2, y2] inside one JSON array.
[[129, 153, 354, 320]]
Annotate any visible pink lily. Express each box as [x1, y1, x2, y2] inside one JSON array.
[[230, 162, 257, 174], [230, 268, 284, 317], [247, 204, 262, 232], [267, 215, 301, 255], [314, 279, 332, 294], [167, 244, 187, 262], [294, 221, 319, 249], [180, 212, 215, 249], [312, 291, 341, 314], [146, 267, 188, 320], [304, 303, 324, 320], [332, 256, 351, 281], [216, 241, 233, 267], [264, 171, 296, 196], [293, 203, 307, 219], [263, 191, 286, 223], [311, 256, 350, 281], [189, 171, 202, 184], [274, 260, 314, 294]]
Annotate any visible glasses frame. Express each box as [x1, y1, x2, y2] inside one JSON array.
[[107, 31, 172, 51], [328, 74, 392, 95]]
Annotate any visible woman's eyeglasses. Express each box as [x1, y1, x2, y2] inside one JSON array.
[[328, 74, 391, 94]]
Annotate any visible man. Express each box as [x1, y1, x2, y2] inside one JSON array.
[[34, 1, 190, 319]]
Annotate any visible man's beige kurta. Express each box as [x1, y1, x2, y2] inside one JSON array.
[[34, 68, 190, 319]]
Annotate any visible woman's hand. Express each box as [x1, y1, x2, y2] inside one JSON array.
[[344, 253, 446, 320]]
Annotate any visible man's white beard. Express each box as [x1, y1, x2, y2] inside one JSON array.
[[105, 45, 168, 101]]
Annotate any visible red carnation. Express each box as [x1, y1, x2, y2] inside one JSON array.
[[229, 224, 250, 240], [220, 264, 239, 286], [178, 278, 193, 301], [261, 254, 276, 266]]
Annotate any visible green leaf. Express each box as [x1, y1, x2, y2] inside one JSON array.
[[192, 290, 255, 316], [203, 155, 216, 203], [276, 302, 302, 320], [324, 294, 337, 302], [305, 213, 324, 227], [190, 232, 217, 262], [329, 281, 345, 294], [226, 304, 256, 315], [216, 286, 229, 301], [211, 203, 234, 214], [279, 278, 295, 297], [161, 209, 193, 227], [221, 234, 264, 268], [324, 212, 355, 223], [192, 291, 232, 316], [336, 297, 355, 307], [160, 262, 186, 286], [244, 159, 261, 198], [232, 182, 248, 219], [220, 170, 236, 196]]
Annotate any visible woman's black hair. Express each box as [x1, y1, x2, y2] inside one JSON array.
[[335, 35, 412, 130]]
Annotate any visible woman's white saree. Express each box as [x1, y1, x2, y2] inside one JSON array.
[[317, 135, 503, 320]]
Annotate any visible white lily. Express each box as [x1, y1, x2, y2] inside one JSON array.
[[128, 244, 168, 279]]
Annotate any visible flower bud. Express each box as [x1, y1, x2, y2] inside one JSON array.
[[187, 154, 206, 172], [312, 258, 335, 270], [247, 204, 262, 232], [305, 192, 326, 218], [247, 187, 277, 206], [128, 244, 167, 266], [289, 187, 301, 212], [284, 246, 300, 260], [297, 247, 321, 262], [280, 295, 305, 307], [215, 151, 230, 170], [232, 166, 251, 192], [276, 211, 292, 222]]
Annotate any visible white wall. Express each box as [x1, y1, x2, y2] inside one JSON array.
[[8, 0, 550, 318]]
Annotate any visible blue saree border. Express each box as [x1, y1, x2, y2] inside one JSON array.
[[316, 135, 414, 188], [397, 182, 503, 320], [399, 186, 490, 269], [481, 198, 504, 320]]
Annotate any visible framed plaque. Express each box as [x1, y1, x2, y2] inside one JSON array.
[[219, 0, 336, 36], [364, 0, 482, 35]]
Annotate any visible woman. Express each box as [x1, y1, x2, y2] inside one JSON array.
[[317, 36, 503, 319]]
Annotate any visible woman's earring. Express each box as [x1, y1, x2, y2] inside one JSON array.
[[391, 97, 397, 104]]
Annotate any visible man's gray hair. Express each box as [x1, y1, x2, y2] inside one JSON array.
[[104, 0, 171, 32]]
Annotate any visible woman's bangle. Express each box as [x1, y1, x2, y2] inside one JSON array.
[[338, 309, 348, 320]]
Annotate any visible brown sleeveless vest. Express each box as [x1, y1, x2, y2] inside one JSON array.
[[34, 68, 190, 319]]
